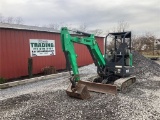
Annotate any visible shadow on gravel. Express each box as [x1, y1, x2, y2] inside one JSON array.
[[0, 94, 32, 110], [122, 87, 145, 96], [0, 90, 121, 120], [136, 81, 160, 90]]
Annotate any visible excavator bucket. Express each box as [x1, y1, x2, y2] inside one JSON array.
[[66, 80, 117, 99], [79, 80, 117, 95], [66, 82, 91, 99]]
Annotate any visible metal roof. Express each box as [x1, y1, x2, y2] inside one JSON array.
[[108, 31, 131, 38], [0, 23, 60, 33], [0, 23, 104, 38]]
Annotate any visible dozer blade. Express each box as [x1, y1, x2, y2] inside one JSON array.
[[66, 82, 91, 99], [114, 76, 136, 92], [78, 80, 117, 95]]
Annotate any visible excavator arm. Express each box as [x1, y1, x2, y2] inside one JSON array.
[[60, 27, 106, 83], [60, 27, 117, 99]]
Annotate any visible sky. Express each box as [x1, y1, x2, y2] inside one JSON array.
[[0, 0, 160, 37]]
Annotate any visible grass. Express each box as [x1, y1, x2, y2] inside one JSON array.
[[143, 55, 160, 58], [0, 77, 6, 84]]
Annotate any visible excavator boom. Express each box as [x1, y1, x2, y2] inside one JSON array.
[[60, 27, 117, 99]]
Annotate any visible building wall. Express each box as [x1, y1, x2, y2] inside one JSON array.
[[0, 28, 104, 79]]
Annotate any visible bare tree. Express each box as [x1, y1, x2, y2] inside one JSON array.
[[15, 17, 23, 24], [48, 23, 60, 30], [132, 33, 156, 53], [47, 22, 103, 36], [116, 20, 129, 32], [78, 23, 87, 32], [0, 13, 4, 23], [89, 29, 103, 36], [107, 20, 130, 50], [48, 22, 75, 30], [107, 38, 115, 50], [107, 20, 129, 50], [111, 20, 129, 32], [6, 17, 15, 24], [0, 14, 24, 24]]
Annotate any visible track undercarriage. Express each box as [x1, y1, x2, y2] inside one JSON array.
[[91, 74, 136, 92]]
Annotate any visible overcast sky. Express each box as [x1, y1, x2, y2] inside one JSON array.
[[0, 0, 160, 37]]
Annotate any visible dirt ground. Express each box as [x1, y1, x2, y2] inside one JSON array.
[[0, 52, 160, 120]]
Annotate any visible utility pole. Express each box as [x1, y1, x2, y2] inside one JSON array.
[[153, 39, 155, 56]]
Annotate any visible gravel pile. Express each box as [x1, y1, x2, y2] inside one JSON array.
[[0, 52, 160, 120], [133, 51, 160, 77]]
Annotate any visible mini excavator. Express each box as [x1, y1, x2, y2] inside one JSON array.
[[60, 27, 136, 99]]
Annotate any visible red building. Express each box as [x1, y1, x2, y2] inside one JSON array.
[[0, 23, 104, 80]]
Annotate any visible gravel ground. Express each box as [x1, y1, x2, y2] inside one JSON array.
[[155, 59, 160, 65], [0, 52, 160, 120]]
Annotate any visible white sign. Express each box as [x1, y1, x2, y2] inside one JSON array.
[[29, 39, 56, 57]]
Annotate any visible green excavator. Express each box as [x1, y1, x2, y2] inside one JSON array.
[[60, 27, 136, 99]]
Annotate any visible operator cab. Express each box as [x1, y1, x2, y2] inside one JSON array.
[[105, 32, 134, 77]]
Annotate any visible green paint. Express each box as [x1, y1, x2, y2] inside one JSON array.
[[38, 43, 41, 47], [60, 27, 106, 82], [31, 43, 34, 47], [31, 43, 54, 47], [42, 43, 45, 47], [47, 43, 50, 47], [129, 53, 133, 66], [51, 43, 54, 47], [34, 43, 38, 47]]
